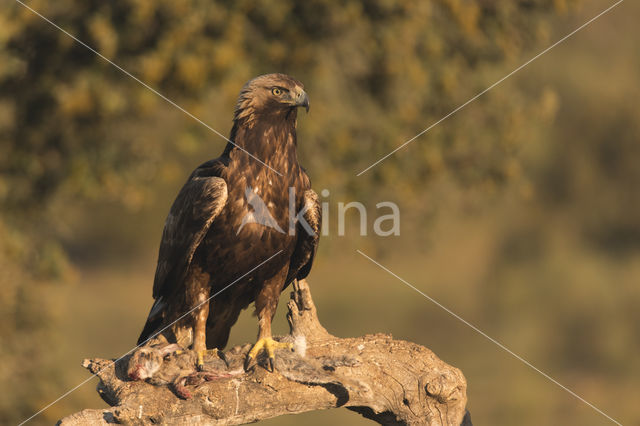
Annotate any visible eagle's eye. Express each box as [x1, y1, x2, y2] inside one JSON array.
[[271, 87, 282, 96]]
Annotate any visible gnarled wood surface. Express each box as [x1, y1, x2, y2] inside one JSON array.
[[58, 280, 471, 425]]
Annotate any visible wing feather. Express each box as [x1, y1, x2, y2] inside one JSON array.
[[152, 169, 228, 300], [286, 189, 321, 285]]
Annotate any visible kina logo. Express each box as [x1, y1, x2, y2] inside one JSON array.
[[236, 186, 285, 235], [236, 186, 317, 237]]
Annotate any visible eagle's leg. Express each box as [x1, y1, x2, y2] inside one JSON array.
[[187, 266, 225, 370], [192, 293, 209, 371], [244, 275, 293, 372]]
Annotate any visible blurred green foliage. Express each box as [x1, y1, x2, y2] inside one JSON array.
[[0, 0, 575, 213], [2, 0, 640, 424]]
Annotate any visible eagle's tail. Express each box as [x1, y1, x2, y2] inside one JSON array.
[[137, 297, 165, 346]]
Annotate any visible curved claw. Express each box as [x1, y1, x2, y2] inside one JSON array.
[[244, 354, 255, 372], [196, 350, 205, 371], [218, 350, 229, 368]]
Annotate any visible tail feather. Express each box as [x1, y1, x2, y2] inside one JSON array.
[[137, 298, 165, 345]]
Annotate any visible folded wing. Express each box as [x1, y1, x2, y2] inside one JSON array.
[[138, 165, 228, 345]]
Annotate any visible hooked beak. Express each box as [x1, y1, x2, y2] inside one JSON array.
[[293, 88, 310, 112]]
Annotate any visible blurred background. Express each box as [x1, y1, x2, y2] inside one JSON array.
[[1, 0, 638, 424]]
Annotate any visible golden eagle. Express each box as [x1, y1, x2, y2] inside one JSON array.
[[137, 74, 320, 371]]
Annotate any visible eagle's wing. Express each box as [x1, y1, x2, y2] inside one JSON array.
[[138, 161, 227, 345], [286, 189, 321, 285], [153, 172, 228, 299]]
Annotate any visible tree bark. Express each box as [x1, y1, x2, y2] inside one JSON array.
[[58, 279, 471, 425]]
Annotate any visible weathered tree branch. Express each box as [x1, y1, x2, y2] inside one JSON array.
[[58, 280, 471, 425]]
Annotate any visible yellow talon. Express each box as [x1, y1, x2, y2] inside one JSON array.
[[244, 337, 293, 372]]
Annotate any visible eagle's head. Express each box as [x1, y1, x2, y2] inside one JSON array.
[[234, 73, 309, 126]]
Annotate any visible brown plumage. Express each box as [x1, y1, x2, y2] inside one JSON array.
[[137, 74, 320, 370]]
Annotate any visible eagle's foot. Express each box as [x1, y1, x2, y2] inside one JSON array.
[[196, 348, 226, 371], [244, 337, 293, 372]]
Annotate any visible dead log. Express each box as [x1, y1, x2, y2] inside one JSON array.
[[58, 279, 471, 425]]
